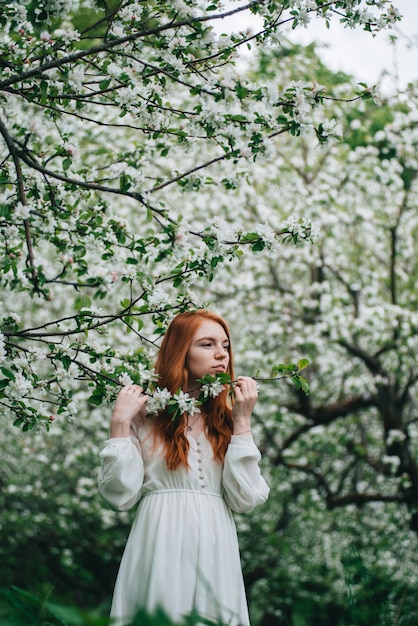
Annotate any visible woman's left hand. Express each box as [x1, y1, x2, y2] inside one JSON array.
[[231, 376, 258, 435]]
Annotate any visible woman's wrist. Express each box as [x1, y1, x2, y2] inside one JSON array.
[[233, 429, 252, 437], [232, 419, 252, 436], [110, 419, 131, 438]]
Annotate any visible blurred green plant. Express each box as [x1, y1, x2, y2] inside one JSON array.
[[341, 544, 416, 626], [0, 586, 232, 626]]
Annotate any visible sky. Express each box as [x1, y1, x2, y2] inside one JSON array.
[[219, 0, 418, 93]]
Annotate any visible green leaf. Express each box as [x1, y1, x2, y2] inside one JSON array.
[[197, 372, 231, 385], [99, 78, 111, 90], [296, 375, 310, 396], [40, 80, 48, 104], [74, 295, 91, 310], [235, 83, 248, 100], [251, 240, 265, 252], [297, 358, 310, 372], [0, 367, 15, 380], [62, 157, 72, 171], [272, 363, 296, 375], [88, 392, 104, 406], [61, 355, 72, 370], [119, 173, 131, 191], [241, 232, 259, 242]]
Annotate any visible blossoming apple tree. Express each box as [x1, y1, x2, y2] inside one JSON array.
[[0, 0, 401, 429]]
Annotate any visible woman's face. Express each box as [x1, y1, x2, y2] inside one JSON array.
[[185, 319, 230, 388]]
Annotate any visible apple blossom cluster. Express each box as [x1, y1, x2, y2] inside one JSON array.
[[145, 387, 173, 415], [281, 215, 321, 243], [204, 215, 319, 253], [170, 390, 201, 417], [144, 377, 228, 418], [200, 378, 226, 399]]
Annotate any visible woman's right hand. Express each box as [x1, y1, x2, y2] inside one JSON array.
[[109, 385, 148, 438]]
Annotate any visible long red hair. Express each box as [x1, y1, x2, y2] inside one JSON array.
[[152, 310, 235, 470]]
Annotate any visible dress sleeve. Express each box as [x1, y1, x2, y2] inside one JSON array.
[[222, 435, 270, 514], [98, 436, 144, 511]]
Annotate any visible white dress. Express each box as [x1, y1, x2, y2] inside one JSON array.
[[98, 419, 269, 626]]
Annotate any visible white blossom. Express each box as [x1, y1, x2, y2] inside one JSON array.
[[68, 65, 85, 91], [147, 286, 172, 309], [172, 390, 201, 416], [386, 429, 406, 447], [7, 372, 33, 399], [14, 202, 31, 220], [200, 379, 225, 399], [206, 216, 237, 243], [147, 387, 172, 414], [256, 221, 279, 251], [321, 118, 343, 140], [0, 332, 6, 363], [118, 372, 134, 386]]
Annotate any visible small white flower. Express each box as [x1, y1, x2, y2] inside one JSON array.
[[147, 387, 172, 414], [256, 221, 279, 250], [147, 286, 171, 310], [107, 62, 123, 79], [296, 8, 310, 28], [67, 400, 78, 415], [173, 390, 200, 416], [321, 118, 343, 139], [14, 202, 31, 220], [7, 372, 33, 399], [201, 380, 225, 399], [121, 265, 137, 280], [137, 365, 158, 385], [206, 217, 237, 243], [0, 332, 6, 362], [9, 312, 21, 324], [67, 65, 85, 90], [118, 372, 134, 386], [53, 28, 80, 43]]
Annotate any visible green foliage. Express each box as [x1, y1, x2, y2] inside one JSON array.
[[0, 587, 227, 626], [0, 586, 106, 626]]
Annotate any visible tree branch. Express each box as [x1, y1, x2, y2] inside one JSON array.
[[327, 492, 405, 508], [0, 114, 39, 291]]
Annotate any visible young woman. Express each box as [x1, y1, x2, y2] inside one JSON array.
[[98, 310, 269, 626]]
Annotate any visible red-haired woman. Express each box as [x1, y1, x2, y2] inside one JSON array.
[[98, 310, 269, 626]]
